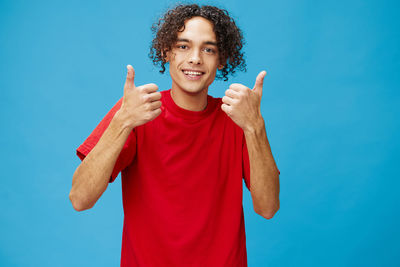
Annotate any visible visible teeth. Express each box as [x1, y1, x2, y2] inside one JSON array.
[[183, 70, 202, 75]]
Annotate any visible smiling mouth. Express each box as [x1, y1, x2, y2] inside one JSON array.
[[182, 70, 204, 76], [182, 69, 205, 80]]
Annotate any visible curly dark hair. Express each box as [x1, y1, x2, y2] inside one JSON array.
[[149, 4, 246, 81]]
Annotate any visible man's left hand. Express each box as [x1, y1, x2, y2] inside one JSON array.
[[221, 71, 266, 133]]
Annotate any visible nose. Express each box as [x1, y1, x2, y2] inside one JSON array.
[[188, 49, 202, 65]]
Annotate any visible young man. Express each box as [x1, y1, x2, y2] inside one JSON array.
[[70, 4, 280, 267]]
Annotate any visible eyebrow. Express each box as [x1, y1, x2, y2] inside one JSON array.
[[176, 38, 218, 46]]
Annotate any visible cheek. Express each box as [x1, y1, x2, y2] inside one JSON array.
[[172, 51, 186, 61], [208, 65, 218, 77], [209, 59, 220, 71]]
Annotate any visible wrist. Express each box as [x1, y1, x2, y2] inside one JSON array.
[[243, 117, 265, 135], [114, 110, 136, 131]]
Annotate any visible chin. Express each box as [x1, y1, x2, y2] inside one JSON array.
[[185, 87, 208, 95], [177, 82, 208, 95]]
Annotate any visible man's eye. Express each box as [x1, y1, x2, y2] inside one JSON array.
[[204, 48, 215, 54], [178, 45, 187, 49]]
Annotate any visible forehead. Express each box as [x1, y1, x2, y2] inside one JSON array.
[[177, 16, 217, 43]]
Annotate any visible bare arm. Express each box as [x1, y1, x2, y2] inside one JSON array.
[[69, 113, 132, 211], [69, 65, 162, 211], [221, 70, 280, 219], [243, 119, 280, 219]]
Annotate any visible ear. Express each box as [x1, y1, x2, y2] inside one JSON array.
[[218, 57, 227, 70]]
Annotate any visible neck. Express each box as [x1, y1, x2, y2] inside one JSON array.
[[170, 87, 208, 111]]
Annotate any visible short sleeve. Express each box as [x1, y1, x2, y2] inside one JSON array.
[[76, 97, 136, 183]]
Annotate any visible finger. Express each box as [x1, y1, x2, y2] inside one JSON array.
[[147, 91, 162, 102], [222, 95, 236, 106], [253, 70, 266, 95], [225, 89, 240, 99], [150, 108, 162, 120], [149, 100, 162, 110], [221, 103, 232, 115], [139, 83, 159, 94], [229, 83, 247, 92], [125, 65, 135, 90]]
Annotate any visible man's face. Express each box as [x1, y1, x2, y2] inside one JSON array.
[[166, 16, 223, 95]]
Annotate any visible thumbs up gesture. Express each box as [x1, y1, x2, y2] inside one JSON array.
[[117, 65, 162, 129], [221, 71, 266, 133]]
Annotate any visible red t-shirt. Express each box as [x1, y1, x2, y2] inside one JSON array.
[[77, 89, 251, 267]]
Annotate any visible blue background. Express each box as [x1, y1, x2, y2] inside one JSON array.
[[1, 0, 399, 266]]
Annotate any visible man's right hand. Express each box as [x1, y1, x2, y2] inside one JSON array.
[[116, 65, 162, 129]]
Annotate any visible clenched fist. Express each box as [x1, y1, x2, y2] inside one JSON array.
[[116, 65, 162, 129], [221, 71, 266, 133]]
